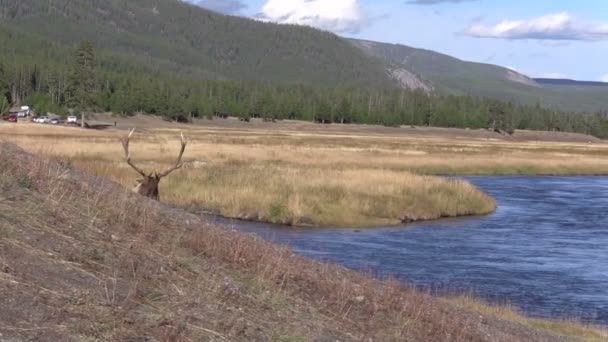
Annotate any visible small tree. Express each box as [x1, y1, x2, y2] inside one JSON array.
[[315, 100, 333, 124], [488, 100, 514, 134], [67, 41, 96, 128], [335, 97, 352, 124]]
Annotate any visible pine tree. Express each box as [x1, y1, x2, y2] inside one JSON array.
[[67, 41, 96, 127], [315, 100, 333, 123], [335, 97, 352, 124], [488, 100, 514, 134]]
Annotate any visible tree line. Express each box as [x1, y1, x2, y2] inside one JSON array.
[[2, 41, 608, 138]]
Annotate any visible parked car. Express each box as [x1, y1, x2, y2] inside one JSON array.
[[50, 117, 64, 124], [35, 116, 50, 123], [67, 116, 78, 123], [5, 114, 17, 122]]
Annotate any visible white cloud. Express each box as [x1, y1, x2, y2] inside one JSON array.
[[601, 73, 608, 82], [258, 0, 369, 34], [465, 12, 608, 41]]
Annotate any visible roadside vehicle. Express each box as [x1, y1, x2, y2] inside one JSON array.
[[6, 114, 17, 122], [50, 117, 64, 124], [67, 116, 78, 123], [35, 116, 50, 123]]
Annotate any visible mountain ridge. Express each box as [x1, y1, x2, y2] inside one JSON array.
[[1, 0, 608, 113], [534, 78, 608, 87], [348, 38, 608, 112], [348, 38, 538, 87], [0, 0, 395, 88]]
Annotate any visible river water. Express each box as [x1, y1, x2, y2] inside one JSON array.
[[209, 177, 608, 325]]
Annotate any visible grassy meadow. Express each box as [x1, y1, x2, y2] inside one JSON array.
[[2, 120, 608, 339], [0, 122, 501, 227], [3, 118, 608, 226]]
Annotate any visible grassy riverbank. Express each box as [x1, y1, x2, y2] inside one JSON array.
[[447, 296, 607, 340], [2, 118, 608, 226], [165, 165, 495, 227], [85, 160, 497, 227], [0, 122, 500, 227], [1, 142, 605, 341]]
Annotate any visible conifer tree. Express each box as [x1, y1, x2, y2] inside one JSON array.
[[67, 41, 96, 127], [336, 97, 352, 124]]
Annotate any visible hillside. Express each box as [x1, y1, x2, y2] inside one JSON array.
[[535, 78, 608, 87], [0, 0, 393, 88], [535, 79, 608, 97], [2, 0, 608, 114], [349, 39, 537, 88], [350, 39, 608, 112], [2, 141, 602, 341], [3, 0, 608, 138]]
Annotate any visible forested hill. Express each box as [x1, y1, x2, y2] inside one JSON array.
[[2, 0, 608, 137], [349, 38, 538, 92], [3, 0, 608, 113], [0, 0, 394, 88], [350, 39, 608, 113]]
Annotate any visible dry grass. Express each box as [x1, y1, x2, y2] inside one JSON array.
[[164, 165, 495, 227], [448, 296, 608, 341], [1, 142, 605, 341], [0, 123, 501, 227]]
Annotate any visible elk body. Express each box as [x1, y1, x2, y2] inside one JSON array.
[[121, 129, 188, 200]]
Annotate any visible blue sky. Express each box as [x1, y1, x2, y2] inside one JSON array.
[[186, 0, 608, 81]]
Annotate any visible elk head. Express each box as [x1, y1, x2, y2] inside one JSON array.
[[121, 128, 188, 200]]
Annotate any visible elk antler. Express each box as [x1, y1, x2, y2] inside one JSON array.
[[158, 132, 189, 178], [121, 128, 148, 177]]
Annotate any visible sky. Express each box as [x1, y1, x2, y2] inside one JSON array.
[[185, 0, 608, 82]]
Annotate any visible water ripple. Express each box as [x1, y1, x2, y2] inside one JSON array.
[[227, 177, 608, 324]]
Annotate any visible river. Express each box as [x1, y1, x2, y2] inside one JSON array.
[[207, 177, 608, 325]]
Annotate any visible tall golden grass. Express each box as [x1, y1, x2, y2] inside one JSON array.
[[0, 124, 497, 227], [5, 121, 608, 226], [164, 164, 495, 227]]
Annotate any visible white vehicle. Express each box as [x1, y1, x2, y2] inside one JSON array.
[[35, 116, 50, 123], [67, 116, 78, 123]]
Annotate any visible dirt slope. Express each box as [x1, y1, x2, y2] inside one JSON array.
[[0, 143, 579, 341]]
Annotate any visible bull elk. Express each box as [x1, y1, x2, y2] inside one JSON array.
[[121, 128, 188, 200]]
